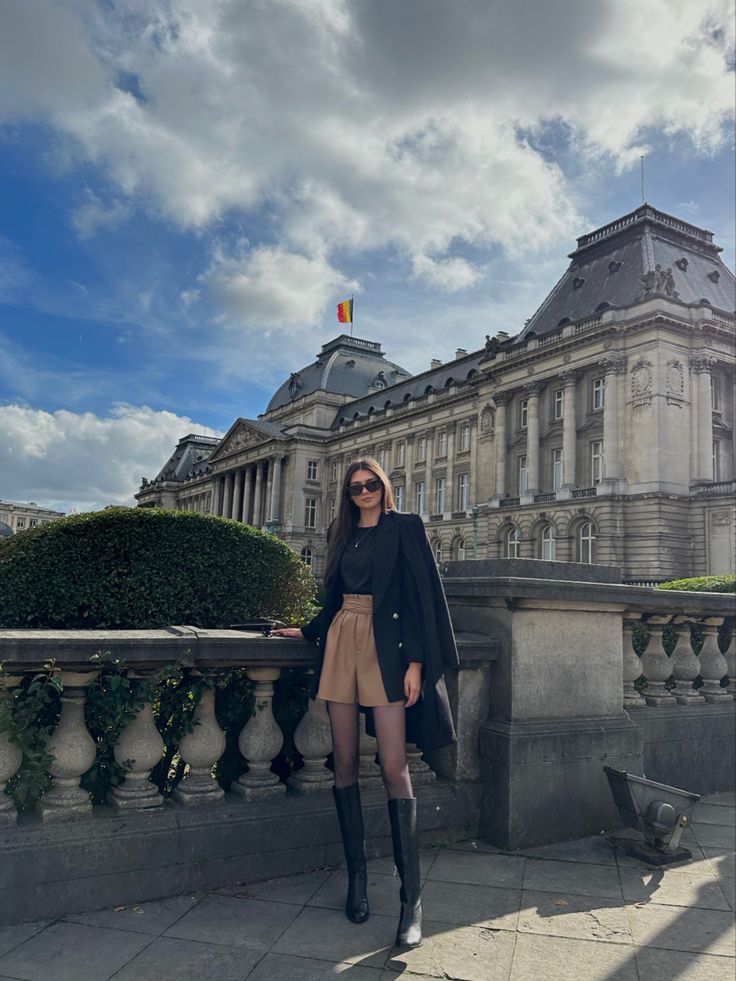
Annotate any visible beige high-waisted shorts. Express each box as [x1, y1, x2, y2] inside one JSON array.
[[317, 594, 401, 706]]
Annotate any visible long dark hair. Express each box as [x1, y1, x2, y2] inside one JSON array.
[[324, 457, 396, 586]]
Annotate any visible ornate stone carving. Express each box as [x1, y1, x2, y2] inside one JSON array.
[[227, 426, 260, 453], [492, 392, 509, 407], [484, 334, 500, 358], [688, 354, 715, 374], [369, 371, 389, 390], [523, 381, 543, 397], [665, 359, 684, 399], [641, 264, 679, 298], [288, 372, 302, 399], [712, 510, 731, 526], [600, 355, 627, 375], [630, 358, 653, 402], [480, 406, 494, 432], [558, 369, 578, 385]]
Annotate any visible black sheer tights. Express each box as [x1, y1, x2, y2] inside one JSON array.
[[327, 701, 413, 799]]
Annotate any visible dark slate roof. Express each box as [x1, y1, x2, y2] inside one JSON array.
[[516, 204, 736, 342], [0, 521, 13, 537], [152, 434, 220, 483], [266, 334, 412, 412], [329, 349, 485, 429]]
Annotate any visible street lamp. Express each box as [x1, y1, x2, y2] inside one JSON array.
[[471, 505, 479, 559]]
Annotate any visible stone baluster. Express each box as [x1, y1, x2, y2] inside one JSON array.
[[639, 619, 676, 705], [288, 689, 333, 792], [233, 667, 286, 799], [406, 743, 436, 786], [699, 618, 729, 703], [0, 676, 23, 826], [172, 686, 226, 805], [39, 672, 98, 822], [358, 713, 383, 788], [671, 618, 705, 704], [108, 683, 165, 809], [724, 630, 736, 699], [622, 616, 645, 707]]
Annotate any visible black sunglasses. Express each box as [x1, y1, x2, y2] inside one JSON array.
[[347, 477, 382, 497]]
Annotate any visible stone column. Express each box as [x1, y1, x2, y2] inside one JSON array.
[[39, 672, 98, 822], [253, 461, 264, 527], [172, 687, 226, 805], [622, 615, 645, 707], [233, 667, 286, 799], [689, 356, 715, 480], [241, 466, 254, 524], [404, 435, 414, 512], [445, 421, 457, 512], [108, 695, 165, 810], [600, 355, 627, 485], [524, 383, 541, 495], [269, 455, 283, 525], [560, 370, 577, 488], [231, 468, 243, 520], [264, 461, 274, 523], [671, 619, 705, 704], [424, 428, 434, 512], [288, 691, 333, 793], [469, 415, 478, 507], [699, 619, 729, 702], [639, 620, 676, 705], [0, 677, 22, 826], [492, 393, 508, 499], [214, 476, 224, 516], [223, 471, 234, 519]]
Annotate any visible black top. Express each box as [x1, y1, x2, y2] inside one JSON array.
[[339, 524, 377, 594]]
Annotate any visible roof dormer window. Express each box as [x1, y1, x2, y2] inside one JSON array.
[[608, 260, 622, 274], [708, 270, 720, 283], [572, 277, 585, 290], [675, 257, 688, 271]]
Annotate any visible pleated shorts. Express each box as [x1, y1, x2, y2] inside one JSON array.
[[317, 594, 400, 706]]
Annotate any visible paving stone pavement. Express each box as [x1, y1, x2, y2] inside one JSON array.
[[1, 792, 733, 981]]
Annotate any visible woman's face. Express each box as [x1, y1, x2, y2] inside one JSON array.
[[347, 468, 383, 514]]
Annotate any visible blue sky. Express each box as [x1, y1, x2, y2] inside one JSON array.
[[0, 0, 733, 513]]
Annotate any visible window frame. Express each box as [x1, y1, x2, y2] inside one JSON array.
[[300, 546, 313, 568], [436, 431, 448, 457], [394, 484, 405, 512], [579, 521, 596, 564], [553, 388, 564, 420], [460, 423, 470, 451], [457, 473, 469, 511], [518, 454, 528, 495], [304, 497, 317, 529], [592, 377, 605, 411], [436, 476, 446, 513], [552, 448, 563, 492], [306, 459, 319, 481], [541, 524, 556, 561], [519, 399, 528, 429], [505, 526, 521, 558], [396, 442, 406, 467], [415, 480, 425, 514], [591, 439, 604, 485]]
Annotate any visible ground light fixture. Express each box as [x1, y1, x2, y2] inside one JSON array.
[[604, 766, 701, 866]]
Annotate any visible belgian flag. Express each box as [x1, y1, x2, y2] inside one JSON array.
[[337, 298, 353, 324]]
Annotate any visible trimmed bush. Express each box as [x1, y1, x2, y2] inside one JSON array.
[[0, 507, 316, 628], [656, 574, 736, 594]]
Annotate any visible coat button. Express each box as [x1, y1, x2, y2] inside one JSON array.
[[398, 642, 403, 648], [392, 612, 399, 620]]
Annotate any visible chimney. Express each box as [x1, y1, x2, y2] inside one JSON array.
[[455, 348, 467, 359], [496, 331, 510, 341], [430, 359, 442, 369]]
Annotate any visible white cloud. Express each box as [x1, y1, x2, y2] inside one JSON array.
[[412, 254, 482, 293], [71, 189, 132, 239], [0, 402, 221, 512]]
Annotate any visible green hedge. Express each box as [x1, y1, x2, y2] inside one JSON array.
[[0, 507, 316, 628], [656, 574, 736, 594]]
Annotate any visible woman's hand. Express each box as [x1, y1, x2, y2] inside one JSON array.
[[404, 662, 422, 707], [270, 627, 304, 639]]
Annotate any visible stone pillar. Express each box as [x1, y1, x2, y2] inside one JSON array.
[[600, 355, 626, 485], [0, 678, 22, 826], [689, 356, 715, 480], [560, 370, 577, 488], [492, 393, 508, 499], [445, 422, 457, 512], [172, 687, 226, 805], [232, 468, 243, 520], [725, 631, 736, 699], [288, 692, 333, 793], [269, 455, 283, 525], [639, 620, 676, 706], [671, 620, 706, 704], [264, 461, 274, 523], [233, 667, 285, 799], [39, 672, 98, 822], [253, 461, 265, 527], [108, 695, 165, 810], [699, 619, 729, 703], [622, 616, 645, 707], [424, 428, 434, 512], [223, 471, 234, 519], [524, 383, 541, 495], [241, 466, 254, 524], [406, 743, 436, 786]]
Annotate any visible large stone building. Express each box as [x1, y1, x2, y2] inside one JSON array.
[[137, 205, 736, 581], [0, 500, 65, 538]]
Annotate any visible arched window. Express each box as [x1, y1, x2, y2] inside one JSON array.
[[504, 526, 520, 558], [579, 522, 596, 564], [434, 541, 443, 564], [445, 377, 455, 388], [424, 385, 434, 395], [403, 392, 413, 402], [541, 524, 556, 561], [456, 539, 466, 561], [466, 369, 478, 379], [384, 400, 392, 410], [300, 546, 313, 568]]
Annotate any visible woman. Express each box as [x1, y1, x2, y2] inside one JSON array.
[[273, 458, 459, 949]]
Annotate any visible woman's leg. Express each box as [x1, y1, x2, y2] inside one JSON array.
[[372, 703, 413, 799], [327, 701, 360, 788]]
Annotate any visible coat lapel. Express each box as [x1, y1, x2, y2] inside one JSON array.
[[371, 510, 399, 611]]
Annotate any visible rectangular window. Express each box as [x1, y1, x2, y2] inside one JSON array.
[[460, 423, 470, 451], [307, 460, 319, 481], [415, 481, 425, 514], [16, 517, 25, 529], [457, 473, 469, 511], [395, 485, 405, 512], [552, 449, 563, 491], [329, 497, 336, 521], [331, 460, 338, 481], [518, 455, 528, 495], [436, 477, 446, 513], [416, 437, 426, 461], [713, 441, 720, 480], [396, 442, 405, 467], [591, 440, 604, 485], [592, 378, 605, 410], [553, 389, 564, 420], [711, 374, 720, 410], [29, 519, 37, 528], [437, 431, 447, 457], [519, 399, 528, 429], [304, 497, 317, 528], [377, 448, 386, 468]]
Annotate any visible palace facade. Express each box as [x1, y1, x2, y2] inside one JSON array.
[[137, 205, 736, 581]]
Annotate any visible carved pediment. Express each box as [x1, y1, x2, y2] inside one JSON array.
[[209, 420, 266, 461]]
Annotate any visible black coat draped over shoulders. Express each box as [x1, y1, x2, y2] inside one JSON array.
[[301, 509, 459, 751]]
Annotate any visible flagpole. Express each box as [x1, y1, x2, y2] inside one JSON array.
[[350, 295, 354, 337]]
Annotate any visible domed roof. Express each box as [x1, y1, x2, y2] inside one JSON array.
[[267, 334, 412, 412], [0, 521, 13, 538]]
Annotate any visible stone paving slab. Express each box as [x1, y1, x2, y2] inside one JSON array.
[[386, 921, 516, 980], [517, 890, 633, 945], [249, 951, 384, 980], [163, 893, 302, 950], [0, 921, 51, 959], [63, 893, 201, 935], [420, 878, 521, 931], [214, 869, 331, 905], [271, 905, 394, 967], [634, 945, 736, 981], [619, 866, 732, 910], [626, 902, 736, 956], [110, 936, 262, 981], [427, 849, 526, 888], [508, 833, 618, 867], [522, 858, 624, 899], [509, 933, 638, 981]]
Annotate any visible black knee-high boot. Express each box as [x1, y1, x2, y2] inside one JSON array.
[[388, 797, 422, 948], [333, 784, 369, 923]]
